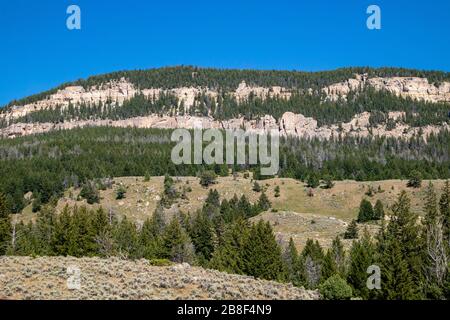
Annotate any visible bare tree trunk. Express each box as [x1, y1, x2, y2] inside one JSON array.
[[11, 215, 17, 252], [426, 217, 448, 286]]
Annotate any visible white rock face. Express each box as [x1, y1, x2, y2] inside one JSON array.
[[1, 80, 292, 122], [1, 75, 449, 140], [323, 74, 450, 103], [2, 111, 448, 141]]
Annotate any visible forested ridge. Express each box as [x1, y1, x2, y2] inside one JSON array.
[[0, 126, 449, 213], [3, 65, 450, 109]]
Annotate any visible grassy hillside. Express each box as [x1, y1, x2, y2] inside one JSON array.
[[17, 174, 447, 249]]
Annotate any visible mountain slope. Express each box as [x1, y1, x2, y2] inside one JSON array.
[[1, 66, 450, 140]]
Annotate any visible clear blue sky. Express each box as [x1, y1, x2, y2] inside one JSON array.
[[1, 0, 449, 106]]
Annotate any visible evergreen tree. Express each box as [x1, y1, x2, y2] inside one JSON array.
[[380, 237, 418, 299], [383, 191, 424, 298], [252, 181, 262, 192], [34, 205, 57, 256], [274, 185, 280, 198], [242, 220, 286, 281], [347, 230, 375, 299], [79, 182, 100, 204], [209, 218, 249, 275], [322, 175, 335, 189], [283, 238, 306, 287], [306, 174, 320, 189], [330, 236, 346, 276], [115, 185, 127, 200], [407, 170, 422, 188], [373, 200, 385, 220], [199, 171, 217, 187], [257, 192, 271, 212], [0, 193, 12, 255], [162, 217, 195, 264], [113, 216, 140, 259], [301, 239, 325, 288], [357, 199, 374, 222], [344, 220, 359, 239], [190, 210, 215, 264], [439, 180, 450, 240]]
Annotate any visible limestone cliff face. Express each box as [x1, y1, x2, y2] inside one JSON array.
[[1, 75, 449, 140], [0, 79, 292, 122], [323, 74, 450, 103], [2, 111, 447, 141]]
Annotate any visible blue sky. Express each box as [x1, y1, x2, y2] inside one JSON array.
[[1, 0, 449, 106]]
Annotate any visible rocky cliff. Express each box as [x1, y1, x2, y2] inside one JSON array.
[[2, 110, 447, 140], [323, 74, 450, 103], [1, 74, 449, 140]]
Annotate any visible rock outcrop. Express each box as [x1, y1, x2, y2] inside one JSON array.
[[0, 80, 292, 122], [2, 111, 447, 141], [323, 74, 450, 103]]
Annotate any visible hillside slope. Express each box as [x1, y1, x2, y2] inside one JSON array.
[[0, 256, 319, 300]]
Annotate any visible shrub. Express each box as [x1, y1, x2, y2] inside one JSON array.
[[407, 170, 422, 188], [199, 171, 217, 187], [274, 186, 280, 197], [319, 275, 353, 300], [253, 182, 262, 192], [322, 175, 335, 189], [79, 183, 100, 204], [116, 185, 127, 200], [148, 259, 173, 266]]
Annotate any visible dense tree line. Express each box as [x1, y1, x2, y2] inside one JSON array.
[[0, 127, 449, 213], [1, 181, 449, 299]]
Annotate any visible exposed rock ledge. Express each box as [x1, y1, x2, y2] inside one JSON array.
[[323, 74, 450, 103], [2, 111, 447, 141]]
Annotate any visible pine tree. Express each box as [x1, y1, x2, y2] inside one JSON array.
[[252, 181, 262, 192], [190, 210, 215, 265], [322, 175, 335, 189], [283, 238, 306, 287], [330, 236, 346, 276], [347, 230, 375, 299], [380, 237, 418, 300], [439, 180, 450, 240], [52, 205, 72, 255], [373, 200, 385, 220], [306, 174, 320, 188], [301, 239, 325, 288], [209, 218, 249, 275], [274, 185, 280, 198], [407, 170, 422, 188], [162, 217, 195, 264], [344, 220, 359, 239], [257, 192, 271, 212], [113, 216, 140, 259], [384, 191, 424, 298], [0, 193, 12, 255], [34, 205, 57, 256], [242, 220, 286, 281], [357, 199, 374, 222]]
